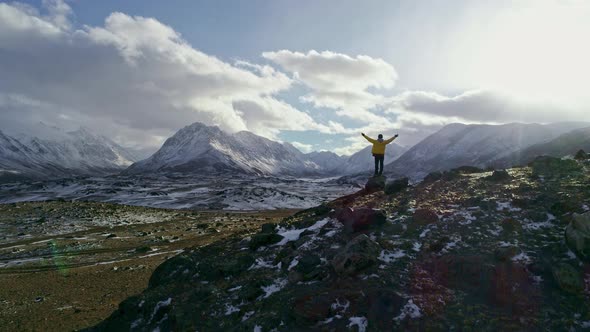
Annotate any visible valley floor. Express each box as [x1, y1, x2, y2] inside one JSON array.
[[0, 201, 296, 331]]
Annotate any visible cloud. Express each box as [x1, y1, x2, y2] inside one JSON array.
[[291, 141, 314, 153], [0, 1, 342, 152], [387, 89, 585, 124], [263, 50, 398, 123]]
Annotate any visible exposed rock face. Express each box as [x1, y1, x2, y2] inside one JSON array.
[[365, 175, 386, 192], [385, 177, 409, 195], [565, 212, 590, 260], [331, 234, 381, 276]]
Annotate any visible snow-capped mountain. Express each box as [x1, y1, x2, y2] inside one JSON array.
[[384, 122, 590, 180], [125, 122, 328, 176], [305, 151, 347, 173], [0, 123, 138, 182]]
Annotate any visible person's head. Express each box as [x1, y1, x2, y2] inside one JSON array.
[[378, 134, 383, 139]]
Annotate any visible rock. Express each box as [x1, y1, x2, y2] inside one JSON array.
[[332, 207, 387, 233], [365, 175, 386, 192], [384, 177, 409, 195], [422, 171, 442, 184], [412, 208, 439, 226], [106, 233, 117, 238], [565, 212, 590, 260], [486, 169, 511, 182], [331, 234, 381, 275], [574, 149, 588, 160], [249, 233, 284, 250], [552, 263, 584, 294], [494, 246, 522, 261]]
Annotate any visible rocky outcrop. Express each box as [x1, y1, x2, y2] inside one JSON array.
[[88, 159, 590, 331], [365, 175, 386, 192], [565, 212, 590, 260]]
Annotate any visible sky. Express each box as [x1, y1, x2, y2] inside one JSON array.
[[1, 0, 589, 156]]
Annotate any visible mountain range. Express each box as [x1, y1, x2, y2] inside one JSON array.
[[385, 122, 590, 180], [0, 123, 138, 183], [124, 122, 407, 177], [2, 121, 590, 183]]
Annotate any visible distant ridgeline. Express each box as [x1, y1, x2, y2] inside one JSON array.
[[2, 121, 590, 183]]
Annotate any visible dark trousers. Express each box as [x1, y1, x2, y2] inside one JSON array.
[[373, 154, 384, 175]]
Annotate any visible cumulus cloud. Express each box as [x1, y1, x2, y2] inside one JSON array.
[[263, 50, 398, 123], [0, 1, 341, 152], [386, 89, 582, 124]]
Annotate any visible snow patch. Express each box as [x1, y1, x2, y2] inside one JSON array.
[[511, 252, 532, 264], [394, 299, 422, 321], [275, 218, 330, 246], [242, 311, 255, 322], [260, 278, 288, 299], [378, 249, 406, 263], [288, 258, 299, 271], [148, 298, 172, 324], [496, 201, 522, 212], [348, 316, 368, 332]]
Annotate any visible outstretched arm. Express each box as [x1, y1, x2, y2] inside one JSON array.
[[384, 134, 399, 144], [361, 133, 376, 143]]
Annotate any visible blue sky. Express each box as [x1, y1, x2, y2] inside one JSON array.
[[1, 0, 589, 156]]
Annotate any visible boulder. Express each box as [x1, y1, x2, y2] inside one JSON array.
[[365, 175, 386, 192], [552, 263, 584, 294], [331, 234, 381, 275], [565, 212, 590, 260], [486, 169, 512, 182], [332, 207, 387, 233], [384, 177, 409, 195], [412, 208, 439, 226]]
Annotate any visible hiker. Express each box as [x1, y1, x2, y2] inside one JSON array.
[[361, 132, 399, 176]]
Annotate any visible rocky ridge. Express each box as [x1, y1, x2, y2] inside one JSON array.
[[89, 156, 590, 331]]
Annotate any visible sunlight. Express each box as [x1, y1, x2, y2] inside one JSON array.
[[451, 1, 590, 105]]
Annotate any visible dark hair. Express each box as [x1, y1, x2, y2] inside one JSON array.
[[378, 134, 383, 139]]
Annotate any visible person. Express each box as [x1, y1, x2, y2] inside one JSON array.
[[361, 132, 399, 176]]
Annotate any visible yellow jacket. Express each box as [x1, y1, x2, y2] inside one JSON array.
[[362, 134, 396, 155]]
